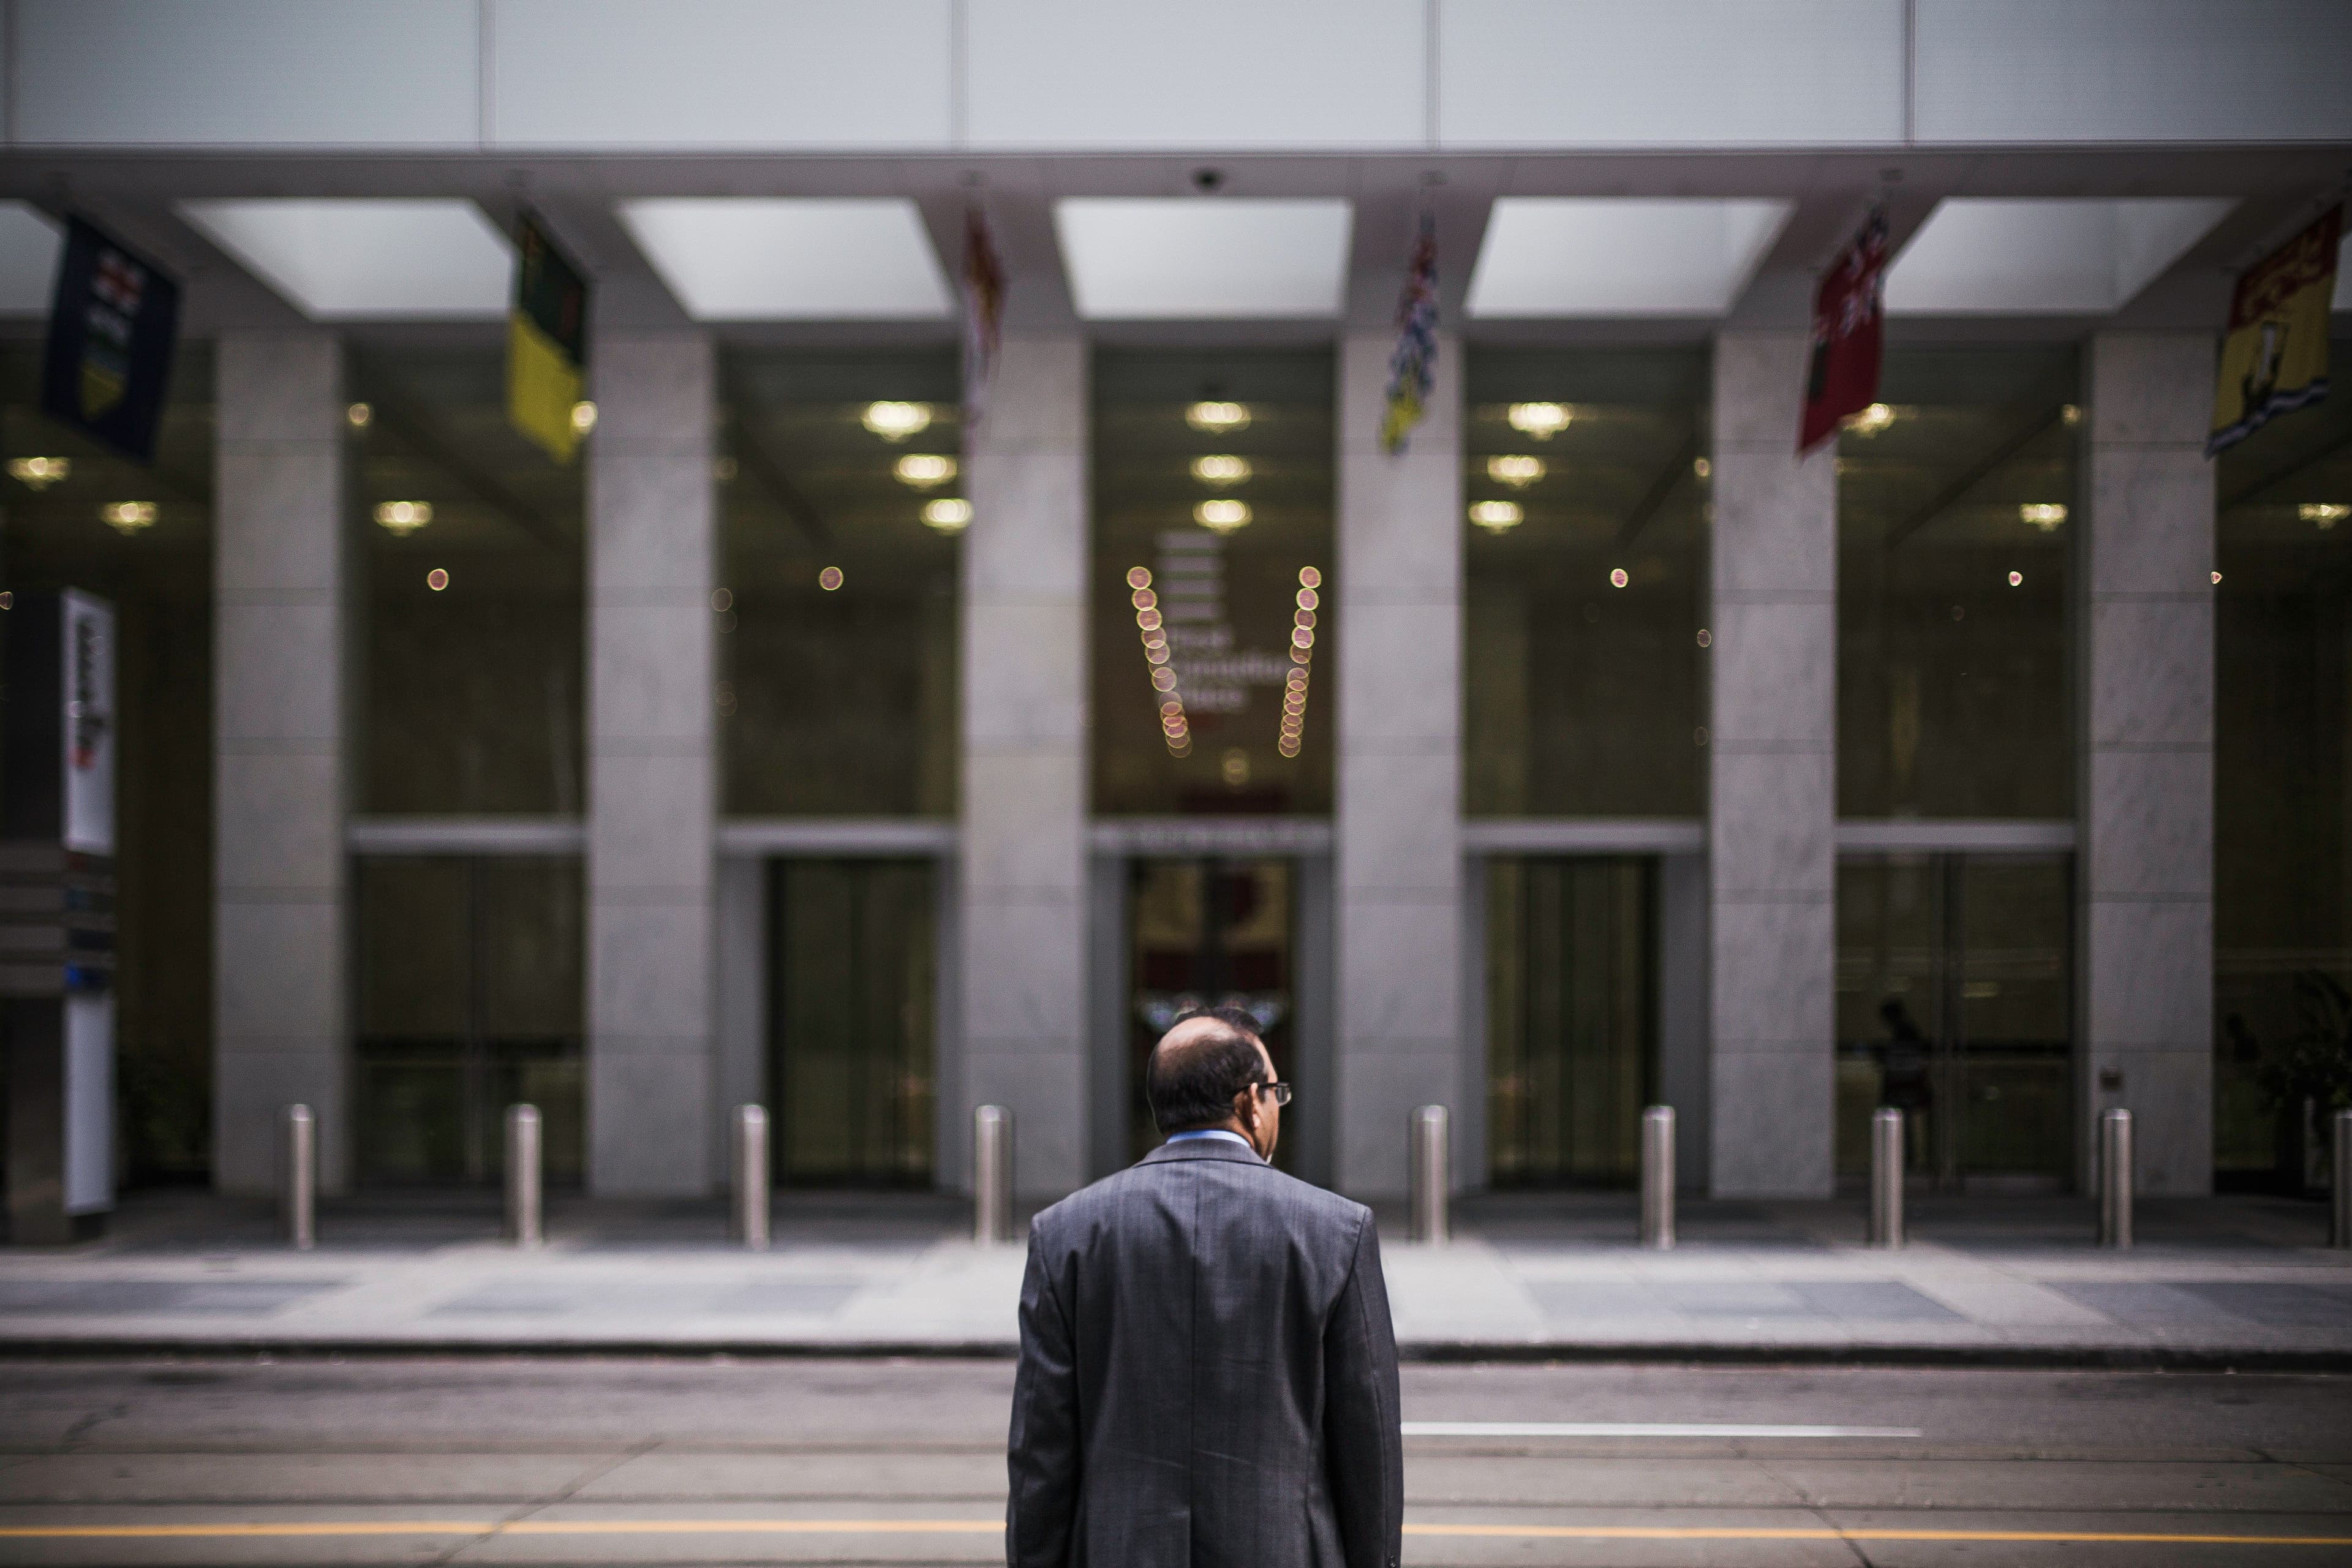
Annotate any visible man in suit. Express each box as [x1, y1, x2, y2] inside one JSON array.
[[1006, 1006, 1402, 1568]]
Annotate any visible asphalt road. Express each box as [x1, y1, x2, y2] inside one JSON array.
[[2, 1357, 2349, 1566]]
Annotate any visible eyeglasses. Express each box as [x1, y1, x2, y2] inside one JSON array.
[[1254, 1081, 1292, 1106]]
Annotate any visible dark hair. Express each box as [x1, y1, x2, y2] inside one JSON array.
[[1145, 1007, 1267, 1133]]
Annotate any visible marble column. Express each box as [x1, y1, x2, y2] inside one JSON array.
[[1708, 331, 1838, 1198], [213, 333, 350, 1196], [2080, 333, 2215, 1196], [1335, 332, 1464, 1200], [959, 336, 1089, 1200], [586, 331, 717, 1196]]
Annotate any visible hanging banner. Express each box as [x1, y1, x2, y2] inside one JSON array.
[[2207, 205, 2340, 458], [961, 207, 1006, 432], [508, 214, 590, 464], [1380, 214, 1439, 454], [1798, 206, 1890, 455], [41, 217, 181, 463]]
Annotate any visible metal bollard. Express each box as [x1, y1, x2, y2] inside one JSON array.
[[1869, 1107, 1905, 1249], [2099, 1107, 2134, 1250], [2333, 1109, 2350, 1251], [282, 1104, 315, 1251], [1409, 1106, 1450, 1245], [503, 1104, 541, 1248], [733, 1104, 771, 1251], [1639, 1106, 1675, 1250], [973, 1105, 1014, 1245]]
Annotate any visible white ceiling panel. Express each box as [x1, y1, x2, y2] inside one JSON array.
[[617, 200, 953, 320], [1886, 198, 2236, 314], [177, 200, 514, 318], [0, 205, 64, 314], [1054, 200, 1353, 320], [1464, 198, 1793, 317]]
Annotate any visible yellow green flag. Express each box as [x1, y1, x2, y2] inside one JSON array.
[[2209, 205, 2339, 458], [508, 215, 588, 464]]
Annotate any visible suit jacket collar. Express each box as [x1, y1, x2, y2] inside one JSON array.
[[1142, 1137, 1266, 1166]]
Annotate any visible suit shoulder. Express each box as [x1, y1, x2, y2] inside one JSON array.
[[1028, 1161, 1370, 1242]]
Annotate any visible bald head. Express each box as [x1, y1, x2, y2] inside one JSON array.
[[1145, 1009, 1269, 1133]]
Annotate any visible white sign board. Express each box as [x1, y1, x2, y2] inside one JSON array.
[[62, 590, 115, 856]]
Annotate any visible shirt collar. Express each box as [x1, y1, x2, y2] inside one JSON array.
[[1164, 1128, 1260, 1158]]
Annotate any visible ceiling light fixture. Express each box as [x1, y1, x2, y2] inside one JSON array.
[[2008, 570, 2024, 586], [819, 567, 845, 591], [894, 453, 957, 489], [426, 568, 450, 591], [346, 402, 372, 429], [570, 401, 597, 435], [2019, 503, 2068, 529], [1186, 401, 1251, 435], [923, 497, 973, 533], [1469, 500, 1523, 533], [1195, 499, 1251, 534], [1192, 454, 1251, 484], [2300, 502, 2349, 529], [373, 500, 433, 535], [864, 401, 932, 442], [1609, 568, 1629, 588], [1507, 402, 1571, 440], [1847, 402, 1896, 436], [1487, 455, 1546, 488], [9, 456, 70, 489], [99, 501, 156, 534]]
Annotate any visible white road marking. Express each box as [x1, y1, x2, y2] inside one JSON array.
[[1401, 1421, 1923, 1439]]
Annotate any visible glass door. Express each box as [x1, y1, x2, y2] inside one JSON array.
[[768, 859, 937, 1186], [1126, 858, 1295, 1168], [1486, 856, 1657, 1186], [1837, 854, 2073, 1189]]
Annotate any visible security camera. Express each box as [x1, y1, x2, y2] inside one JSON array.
[[1191, 168, 1226, 194]]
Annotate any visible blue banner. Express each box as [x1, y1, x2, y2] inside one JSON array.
[[42, 216, 181, 463]]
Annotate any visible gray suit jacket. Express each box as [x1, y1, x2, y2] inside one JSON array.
[[1007, 1138, 1403, 1568]]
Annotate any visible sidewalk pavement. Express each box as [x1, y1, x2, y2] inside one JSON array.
[[2, 1189, 2346, 1366]]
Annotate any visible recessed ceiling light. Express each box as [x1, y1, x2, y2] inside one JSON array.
[[1055, 199, 1352, 320], [922, 498, 973, 533], [2019, 503, 2068, 529], [1192, 454, 1251, 484], [99, 501, 156, 534], [1469, 500, 1523, 533], [864, 402, 933, 442], [1466, 199, 1792, 317], [1195, 499, 1251, 534], [1487, 455, 1545, 488], [894, 454, 957, 489], [616, 198, 952, 320], [8, 456, 70, 489], [570, 401, 598, 435], [2300, 502, 2349, 528], [818, 567, 845, 591], [1507, 403, 1571, 440], [346, 402, 372, 429], [176, 200, 513, 319], [1848, 403, 1897, 436], [1187, 402, 1251, 435], [1885, 198, 2236, 315], [374, 500, 433, 535]]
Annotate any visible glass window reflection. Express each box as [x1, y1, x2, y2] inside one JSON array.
[[1464, 349, 1708, 818], [721, 351, 959, 817]]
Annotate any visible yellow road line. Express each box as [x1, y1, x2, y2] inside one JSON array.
[[1, 1518, 2349, 1547]]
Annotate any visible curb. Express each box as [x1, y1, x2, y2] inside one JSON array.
[[3, 1338, 2349, 1372]]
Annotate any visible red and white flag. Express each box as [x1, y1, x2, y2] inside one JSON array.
[[1798, 207, 1890, 454], [961, 207, 1006, 431]]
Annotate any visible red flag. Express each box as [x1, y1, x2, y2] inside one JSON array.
[[1798, 208, 1890, 455], [960, 208, 1006, 431]]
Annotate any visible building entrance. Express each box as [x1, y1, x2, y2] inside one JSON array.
[[1836, 855, 2073, 1190], [1484, 856, 1657, 1186], [1124, 858, 1300, 1170], [766, 859, 937, 1186]]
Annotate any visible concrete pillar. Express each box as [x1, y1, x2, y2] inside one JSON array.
[[959, 337, 1088, 1199], [2080, 334, 2214, 1196], [586, 332, 717, 1196], [1334, 332, 1464, 1200], [213, 334, 350, 1196], [1708, 331, 1838, 1198]]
